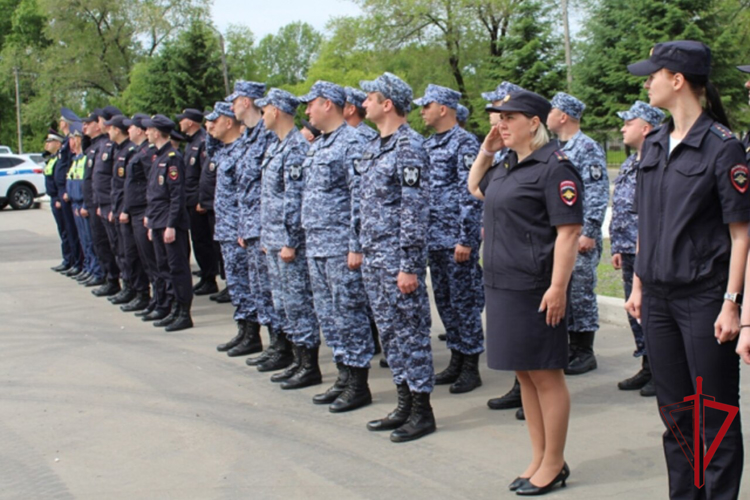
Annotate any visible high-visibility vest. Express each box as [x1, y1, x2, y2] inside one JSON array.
[[43, 156, 58, 176], [67, 156, 85, 180]]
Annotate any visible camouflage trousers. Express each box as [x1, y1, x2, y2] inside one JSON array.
[[265, 246, 320, 348], [307, 255, 374, 368], [362, 255, 434, 393], [429, 248, 485, 355], [567, 237, 602, 333], [245, 238, 279, 327], [219, 241, 255, 322]]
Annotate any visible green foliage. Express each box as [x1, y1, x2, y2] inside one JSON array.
[[255, 22, 323, 87]]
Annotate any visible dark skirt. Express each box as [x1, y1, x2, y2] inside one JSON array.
[[485, 286, 568, 371]]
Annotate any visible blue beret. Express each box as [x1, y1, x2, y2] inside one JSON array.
[[256, 88, 300, 115], [360, 72, 413, 113], [413, 84, 461, 109], [226, 80, 266, 102], [481, 81, 522, 102], [456, 104, 469, 123], [299, 81, 346, 107], [550, 92, 586, 120], [629, 41, 711, 78], [616, 100, 665, 127], [345, 87, 367, 109]]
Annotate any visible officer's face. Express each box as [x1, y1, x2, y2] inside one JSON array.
[[363, 92, 385, 122], [231, 97, 249, 120], [644, 69, 674, 109], [206, 120, 216, 137], [145, 127, 159, 144], [620, 118, 648, 149], [179, 118, 192, 133], [305, 97, 326, 128], [545, 108, 564, 134], [420, 102, 441, 127], [499, 112, 535, 150], [262, 105, 276, 129]]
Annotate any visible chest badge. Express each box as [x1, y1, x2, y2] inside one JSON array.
[[209, 162, 216, 172], [190, 157, 196, 166], [158, 175, 164, 185], [403, 165, 420, 187], [101, 152, 108, 162], [559, 180, 578, 206], [87, 159, 93, 168], [117, 167, 125, 178], [289, 165, 302, 181], [731, 165, 749, 193]]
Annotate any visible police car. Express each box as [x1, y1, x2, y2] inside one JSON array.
[[0, 154, 46, 210]]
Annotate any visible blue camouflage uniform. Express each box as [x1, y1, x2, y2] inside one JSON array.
[[358, 73, 434, 393], [611, 101, 665, 357], [552, 92, 609, 333], [456, 104, 469, 125], [298, 81, 375, 368], [231, 82, 279, 330], [212, 100, 255, 323], [344, 87, 379, 142], [414, 84, 484, 355], [258, 89, 320, 349]]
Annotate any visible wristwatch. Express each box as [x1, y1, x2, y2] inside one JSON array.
[[724, 292, 743, 305]]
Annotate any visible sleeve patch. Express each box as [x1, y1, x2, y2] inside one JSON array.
[[560, 180, 578, 206], [402, 165, 420, 187], [590, 165, 602, 181], [730, 164, 749, 193], [168, 165, 179, 180], [289, 165, 302, 181], [463, 154, 476, 169]]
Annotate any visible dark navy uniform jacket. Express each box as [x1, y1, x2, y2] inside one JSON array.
[[83, 135, 108, 210], [123, 142, 155, 215], [54, 138, 72, 199], [110, 139, 136, 217], [479, 140, 584, 291], [183, 128, 207, 208], [146, 142, 189, 230], [634, 113, 750, 289], [92, 138, 116, 213]]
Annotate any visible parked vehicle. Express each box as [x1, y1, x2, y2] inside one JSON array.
[[0, 146, 13, 154], [0, 154, 46, 210]]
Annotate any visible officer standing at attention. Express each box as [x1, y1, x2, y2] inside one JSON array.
[[44, 129, 78, 274], [625, 41, 749, 500], [177, 108, 219, 296], [547, 92, 609, 375], [343, 87, 379, 142], [144, 114, 194, 332], [81, 110, 115, 291], [611, 101, 664, 397], [414, 84, 484, 394], [56, 108, 83, 277], [358, 72, 436, 443], [298, 81, 375, 409], [122, 114, 161, 316], [211, 98, 264, 357], [258, 89, 322, 390]]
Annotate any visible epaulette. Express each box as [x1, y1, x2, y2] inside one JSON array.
[[129, 147, 135, 151], [168, 152, 176, 157], [710, 123, 734, 141], [554, 150, 569, 161]]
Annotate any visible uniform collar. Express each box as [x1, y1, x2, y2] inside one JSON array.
[[317, 122, 347, 149], [379, 123, 411, 153], [155, 142, 173, 156], [510, 141, 560, 170], [650, 111, 713, 151], [560, 130, 585, 151], [427, 124, 460, 148]]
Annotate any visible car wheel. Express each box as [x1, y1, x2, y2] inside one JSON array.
[[9, 185, 34, 210]]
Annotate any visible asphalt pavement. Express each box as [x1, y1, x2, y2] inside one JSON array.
[[1, 204, 749, 500]]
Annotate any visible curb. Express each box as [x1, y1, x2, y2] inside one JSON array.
[[598, 294, 630, 328]]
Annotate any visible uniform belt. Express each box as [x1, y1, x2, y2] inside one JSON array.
[[642, 270, 729, 299]]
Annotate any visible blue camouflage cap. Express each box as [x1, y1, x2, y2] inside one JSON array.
[[413, 84, 461, 109], [256, 88, 300, 115], [456, 104, 469, 123], [225, 80, 266, 102], [481, 81, 522, 102], [360, 72, 413, 113], [60, 107, 81, 123], [298, 81, 346, 107], [550, 92, 586, 120], [213, 101, 235, 119], [204, 102, 222, 121], [616, 100, 665, 127], [344, 87, 367, 110]]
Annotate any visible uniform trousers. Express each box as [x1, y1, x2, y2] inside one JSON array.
[[189, 207, 219, 280], [59, 200, 82, 268], [72, 202, 101, 277], [567, 237, 602, 333], [89, 209, 119, 280], [117, 219, 149, 293], [219, 241, 254, 322], [152, 228, 193, 308], [131, 210, 165, 309], [51, 201, 73, 266], [244, 238, 279, 327]]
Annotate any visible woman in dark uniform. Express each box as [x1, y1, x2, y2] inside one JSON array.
[[625, 41, 749, 500], [468, 90, 583, 496]]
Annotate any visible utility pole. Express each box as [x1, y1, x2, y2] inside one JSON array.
[[13, 67, 22, 153], [562, 0, 573, 92], [218, 32, 230, 96]]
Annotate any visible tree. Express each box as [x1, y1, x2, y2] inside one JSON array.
[[224, 24, 258, 83], [255, 22, 323, 87]]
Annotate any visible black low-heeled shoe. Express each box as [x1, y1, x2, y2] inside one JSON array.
[[516, 463, 569, 496], [509, 477, 530, 491]]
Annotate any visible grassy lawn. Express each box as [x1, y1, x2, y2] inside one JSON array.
[[597, 238, 624, 299]]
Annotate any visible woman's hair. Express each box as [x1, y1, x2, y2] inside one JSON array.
[[523, 115, 550, 151], [669, 71, 730, 127]]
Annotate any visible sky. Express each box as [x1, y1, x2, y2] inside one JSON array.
[[211, 0, 363, 39]]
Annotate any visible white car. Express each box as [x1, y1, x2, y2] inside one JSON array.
[[0, 154, 46, 210]]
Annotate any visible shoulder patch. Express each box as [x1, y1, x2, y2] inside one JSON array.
[[730, 164, 749, 193], [289, 164, 302, 181], [402, 165, 420, 187], [463, 154, 476, 169], [559, 181, 578, 206], [168, 165, 179, 180], [590, 165, 602, 181], [710, 123, 734, 141]]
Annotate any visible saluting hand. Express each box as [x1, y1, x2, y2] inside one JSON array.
[[539, 284, 566, 328], [481, 123, 505, 154], [397, 271, 418, 294]]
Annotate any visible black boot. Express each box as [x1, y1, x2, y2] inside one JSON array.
[[92, 279, 121, 297], [435, 350, 463, 385], [85, 275, 105, 287], [256, 328, 294, 372], [227, 321, 262, 357], [640, 378, 656, 397], [154, 302, 180, 327], [194, 278, 219, 296], [312, 363, 350, 404], [390, 392, 436, 443], [618, 355, 652, 390], [142, 307, 170, 322], [487, 377, 522, 410], [330, 366, 372, 413], [565, 331, 597, 375], [516, 407, 525, 420], [379, 358, 389, 368], [120, 291, 150, 312], [367, 383, 411, 431], [450, 353, 482, 394], [64, 266, 82, 277], [270, 344, 302, 382], [210, 287, 231, 303], [165, 303, 193, 332], [51, 262, 69, 272], [280, 346, 322, 389], [76, 272, 91, 283], [135, 299, 156, 317], [192, 277, 206, 292], [371, 319, 382, 355], [109, 284, 136, 305], [216, 320, 247, 352], [245, 326, 279, 365]]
